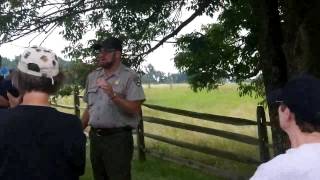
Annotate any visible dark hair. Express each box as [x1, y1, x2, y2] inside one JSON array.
[[11, 70, 64, 95], [280, 104, 320, 133], [295, 119, 320, 133]]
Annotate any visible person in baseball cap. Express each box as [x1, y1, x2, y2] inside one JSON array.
[[251, 74, 320, 180], [83, 37, 145, 180], [91, 37, 123, 69], [0, 46, 86, 180]]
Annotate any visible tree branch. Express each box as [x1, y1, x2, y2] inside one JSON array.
[[153, 39, 177, 44], [39, 23, 59, 46], [1, 3, 112, 44], [135, 0, 211, 58]]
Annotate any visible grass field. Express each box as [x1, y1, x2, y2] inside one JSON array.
[[55, 83, 268, 179], [79, 144, 221, 180]]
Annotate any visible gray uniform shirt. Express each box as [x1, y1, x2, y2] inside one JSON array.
[[83, 64, 145, 128]]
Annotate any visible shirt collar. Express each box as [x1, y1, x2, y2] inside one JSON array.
[[97, 63, 124, 79], [113, 63, 124, 77]]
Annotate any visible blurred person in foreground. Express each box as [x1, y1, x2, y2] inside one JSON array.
[[251, 74, 320, 180], [0, 47, 86, 180], [0, 69, 19, 109]]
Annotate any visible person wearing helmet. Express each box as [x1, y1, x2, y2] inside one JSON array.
[[0, 47, 86, 180]]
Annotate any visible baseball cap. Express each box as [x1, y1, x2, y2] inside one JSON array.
[[268, 74, 320, 124], [92, 37, 122, 51], [17, 46, 59, 84]]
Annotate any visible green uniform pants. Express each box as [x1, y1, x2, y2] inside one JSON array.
[[89, 129, 133, 180]]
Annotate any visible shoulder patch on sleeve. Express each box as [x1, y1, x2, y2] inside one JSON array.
[[134, 76, 142, 87]]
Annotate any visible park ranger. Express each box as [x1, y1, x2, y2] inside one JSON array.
[[82, 37, 145, 180]]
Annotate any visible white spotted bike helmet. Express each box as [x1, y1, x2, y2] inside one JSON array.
[[17, 46, 59, 84]]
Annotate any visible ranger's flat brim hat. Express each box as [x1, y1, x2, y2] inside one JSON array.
[[92, 37, 122, 51]]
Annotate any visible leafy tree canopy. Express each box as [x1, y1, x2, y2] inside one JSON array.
[[0, 0, 216, 67], [1, 0, 320, 153]]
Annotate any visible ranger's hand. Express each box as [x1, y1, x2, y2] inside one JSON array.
[[97, 79, 115, 98]]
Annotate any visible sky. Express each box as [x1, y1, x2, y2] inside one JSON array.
[[0, 11, 216, 73]]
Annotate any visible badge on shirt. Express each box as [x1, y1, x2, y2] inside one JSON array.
[[134, 77, 142, 87]]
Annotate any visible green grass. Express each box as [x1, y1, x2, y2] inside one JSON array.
[[55, 83, 269, 179], [141, 84, 264, 175], [80, 145, 220, 180]]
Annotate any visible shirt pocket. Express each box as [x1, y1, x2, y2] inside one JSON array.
[[87, 86, 99, 106], [112, 82, 126, 99]]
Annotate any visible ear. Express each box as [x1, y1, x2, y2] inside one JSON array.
[[278, 105, 293, 129], [115, 51, 122, 58]]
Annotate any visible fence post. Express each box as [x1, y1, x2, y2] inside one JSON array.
[[74, 85, 81, 118], [257, 105, 270, 162], [137, 110, 146, 161]]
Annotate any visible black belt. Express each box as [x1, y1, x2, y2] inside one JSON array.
[[91, 126, 132, 136]]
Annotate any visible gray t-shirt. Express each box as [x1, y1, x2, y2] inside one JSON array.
[[83, 64, 145, 128]]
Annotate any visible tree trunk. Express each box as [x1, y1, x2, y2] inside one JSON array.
[[250, 0, 320, 155], [249, 0, 289, 155], [282, 0, 320, 78]]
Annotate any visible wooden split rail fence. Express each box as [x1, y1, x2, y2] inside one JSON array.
[[50, 88, 272, 179]]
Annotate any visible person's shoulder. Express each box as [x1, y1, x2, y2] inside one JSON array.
[[88, 67, 103, 77], [121, 65, 139, 79], [251, 152, 302, 180], [0, 107, 15, 115], [0, 108, 17, 126], [119, 64, 135, 74], [57, 111, 80, 122], [53, 111, 84, 139], [54, 111, 82, 130]]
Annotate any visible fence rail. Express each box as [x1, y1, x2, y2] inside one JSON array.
[[144, 132, 260, 164], [144, 103, 271, 126], [50, 103, 75, 110], [144, 116, 260, 145], [144, 103, 258, 126], [140, 103, 271, 179], [51, 91, 271, 179]]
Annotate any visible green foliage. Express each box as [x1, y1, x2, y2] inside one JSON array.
[[175, 0, 263, 97], [57, 85, 74, 97], [57, 59, 95, 97], [0, 0, 277, 99], [0, 0, 218, 68], [0, 0, 220, 86], [237, 75, 266, 105]]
